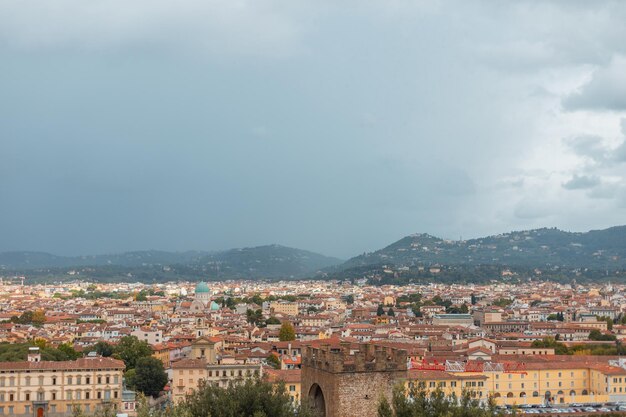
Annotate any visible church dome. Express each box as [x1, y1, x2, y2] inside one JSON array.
[[210, 301, 220, 311], [195, 281, 210, 293]]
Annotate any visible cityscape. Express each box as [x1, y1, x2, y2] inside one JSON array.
[[2, 0, 626, 416], [0, 274, 626, 416]]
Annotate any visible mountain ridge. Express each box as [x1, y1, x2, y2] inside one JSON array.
[[337, 225, 626, 271], [0, 245, 343, 279]]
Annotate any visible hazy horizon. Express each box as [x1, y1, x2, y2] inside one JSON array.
[[2, 1, 626, 259]]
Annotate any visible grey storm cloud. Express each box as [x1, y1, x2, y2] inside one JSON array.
[[563, 55, 626, 111], [1, 0, 626, 257], [562, 174, 601, 190]]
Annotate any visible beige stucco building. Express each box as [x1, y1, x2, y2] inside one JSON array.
[[0, 350, 125, 417]]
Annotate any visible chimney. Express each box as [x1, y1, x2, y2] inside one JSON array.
[[28, 347, 41, 363]]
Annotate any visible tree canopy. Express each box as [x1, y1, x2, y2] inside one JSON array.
[[379, 386, 502, 417], [113, 336, 153, 369], [131, 356, 168, 397], [182, 378, 313, 417], [279, 322, 296, 342]]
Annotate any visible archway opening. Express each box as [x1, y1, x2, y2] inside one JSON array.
[[308, 383, 326, 417]]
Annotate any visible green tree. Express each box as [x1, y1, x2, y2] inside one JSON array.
[[133, 356, 168, 397], [113, 336, 153, 369], [589, 329, 616, 341], [387, 307, 395, 317], [92, 341, 114, 357], [377, 396, 393, 417], [345, 294, 355, 305], [278, 322, 296, 342], [265, 316, 281, 325], [57, 343, 81, 360], [266, 353, 281, 369], [32, 310, 47, 326], [124, 368, 137, 390], [377, 304, 385, 316], [183, 378, 312, 417], [380, 385, 504, 417]]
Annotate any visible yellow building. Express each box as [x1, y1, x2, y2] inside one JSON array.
[[265, 369, 302, 405], [0, 349, 125, 417], [270, 302, 299, 316], [171, 359, 262, 403], [406, 356, 626, 407], [171, 337, 261, 403], [405, 370, 488, 400]]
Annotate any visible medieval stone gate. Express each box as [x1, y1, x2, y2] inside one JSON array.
[[301, 343, 408, 417]]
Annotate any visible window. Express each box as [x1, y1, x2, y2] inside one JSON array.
[[51, 392, 56, 400], [52, 377, 57, 385], [86, 377, 90, 384], [68, 376, 73, 385], [98, 376, 102, 384], [106, 376, 110, 384], [9, 394, 13, 402], [114, 391, 118, 399], [86, 392, 90, 400], [97, 391, 102, 399], [289, 385, 296, 392], [85, 405, 90, 413], [114, 376, 119, 384], [8, 406, 13, 415], [76, 376, 82, 385], [66, 391, 72, 400], [0, 407, 4, 415], [76, 392, 81, 400], [50, 405, 56, 413], [24, 407, 29, 415], [25, 393, 30, 401]]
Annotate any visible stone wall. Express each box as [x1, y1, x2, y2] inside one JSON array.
[[301, 343, 407, 417]]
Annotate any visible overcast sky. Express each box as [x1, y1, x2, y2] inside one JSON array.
[[2, 0, 626, 258]]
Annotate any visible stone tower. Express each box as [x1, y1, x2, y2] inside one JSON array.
[[301, 342, 408, 417]]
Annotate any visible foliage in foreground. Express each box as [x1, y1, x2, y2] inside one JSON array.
[[148, 378, 313, 417], [378, 386, 503, 417]]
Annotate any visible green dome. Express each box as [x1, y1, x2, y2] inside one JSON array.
[[195, 281, 210, 293], [210, 301, 220, 311]]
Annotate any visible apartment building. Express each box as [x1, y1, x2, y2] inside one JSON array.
[[0, 349, 125, 417]]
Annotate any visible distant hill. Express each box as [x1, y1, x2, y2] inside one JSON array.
[[338, 226, 626, 271], [0, 245, 342, 280], [0, 250, 207, 269]]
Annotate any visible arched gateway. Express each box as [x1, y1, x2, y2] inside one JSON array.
[[301, 342, 408, 417], [308, 383, 326, 416]]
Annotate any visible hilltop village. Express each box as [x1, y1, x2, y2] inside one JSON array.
[[1, 279, 626, 416]]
